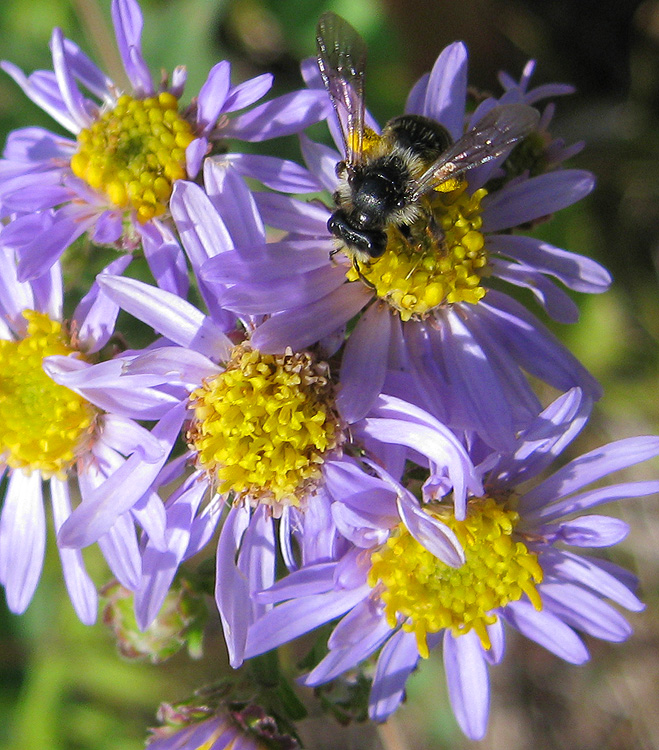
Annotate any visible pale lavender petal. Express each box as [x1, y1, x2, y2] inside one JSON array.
[[251, 283, 369, 353], [50, 477, 97, 624], [140, 220, 190, 298], [196, 60, 231, 135], [244, 585, 371, 658], [0, 470, 45, 613], [423, 42, 468, 140], [256, 562, 338, 604], [369, 629, 421, 721], [224, 153, 323, 193], [489, 257, 580, 323], [484, 619, 505, 665], [185, 136, 207, 179], [223, 89, 330, 141], [443, 629, 490, 740], [2, 184, 72, 212], [97, 511, 141, 589], [503, 599, 589, 663], [481, 170, 595, 232], [1, 62, 80, 133], [397, 492, 464, 567], [298, 487, 339, 564], [337, 302, 391, 423], [100, 414, 163, 461], [253, 192, 330, 235], [216, 505, 251, 667], [486, 234, 611, 293], [97, 275, 232, 361], [237, 506, 275, 629], [111, 0, 153, 96], [521, 436, 659, 513], [125, 346, 219, 387], [50, 29, 93, 129], [130, 490, 167, 553], [2, 126, 75, 163], [541, 582, 632, 641], [543, 515, 629, 548], [222, 73, 273, 112], [0, 248, 34, 324], [60, 37, 113, 101], [542, 549, 644, 612], [91, 210, 123, 244], [405, 73, 429, 115], [58, 402, 186, 547], [73, 255, 132, 352], [299, 134, 341, 192]]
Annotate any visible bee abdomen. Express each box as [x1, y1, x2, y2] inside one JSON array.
[[383, 114, 453, 161]]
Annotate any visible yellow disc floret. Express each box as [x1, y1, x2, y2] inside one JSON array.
[[0, 311, 98, 478], [346, 183, 488, 321], [187, 347, 343, 511], [368, 497, 543, 657], [70, 92, 195, 223]]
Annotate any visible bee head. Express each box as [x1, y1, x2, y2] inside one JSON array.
[[327, 209, 388, 259]]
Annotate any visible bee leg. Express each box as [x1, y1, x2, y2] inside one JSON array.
[[352, 257, 376, 290]]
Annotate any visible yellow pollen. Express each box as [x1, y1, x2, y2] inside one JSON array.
[[186, 347, 342, 511], [368, 497, 543, 658], [0, 311, 98, 478], [346, 183, 489, 321], [70, 92, 195, 223]]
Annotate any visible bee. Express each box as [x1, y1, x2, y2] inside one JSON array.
[[316, 12, 541, 262]]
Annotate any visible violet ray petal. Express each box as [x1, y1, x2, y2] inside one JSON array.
[[251, 283, 370, 353], [443, 629, 490, 741], [481, 170, 595, 232], [541, 549, 644, 612], [337, 302, 391, 423], [111, 0, 153, 96], [222, 73, 273, 112], [244, 584, 371, 659], [2, 126, 75, 162], [60, 37, 112, 100], [125, 346, 219, 386], [484, 619, 506, 665], [140, 220, 190, 299], [0, 248, 34, 322], [397, 492, 464, 567], [487, 387, 589, 494], [130, 490, 167, 553], [73, 255, 132, 352], [136, 482, 207, 628], [43, 355, 169, 392], [323, 459, 399, 517], [328, 598, 388, 650], [201, 240, 333, 284], [477, 291, 602, 398], [203, 159, 265, 250], [50, 28, 92, 130], [196, 60, 231, 135], [255, 562, 338, 604], [15, 212, 95, 282], [305, 618, 392, 686], [0, 470, 45, 614], [58, 402, 186, 547], [220, 264, 346, 315], [540, 582, 632, 642], [32, 261, 63, 321], [502, 599, 589, 663], [543, 515, 629, 547], [184, 495, 223, 559], [224, 152, 324, 193], [331, 503, 391, 549], [222, 89, 330, 141], [185, 136, 207, 179], [0, 62, 80, 132], [486, 234, 611, 293], [238, 506, 275, 611], [423, 42, 468, 140], [97, 511, 141, 590], [50, 477, 97, 625], [488, 258, 580, 324], [170, 180, 234, 269], [253, 192, 330, 234], [215, 505, 251, 668], [3, 184, 73, 212], [405, 72, 429, 115], [299, 134, 341, 193], [92, 210, 123, 245], [100, 414, 163, 461], [369, 629, 421, 722], [97, 275, 232, 360], [520, 435, 659, 512], [299, 486, 339, 564]]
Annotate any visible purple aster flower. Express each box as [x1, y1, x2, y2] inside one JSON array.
[[0, 0, 328, 291], [47, 170, 483, 665], [244, 388, 659, 740], [0, 249, 171, 623], [201, 40, 610, 451]]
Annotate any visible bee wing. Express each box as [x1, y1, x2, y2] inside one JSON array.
[[410, 103, 540, 200], [316, 12, 368, 167]]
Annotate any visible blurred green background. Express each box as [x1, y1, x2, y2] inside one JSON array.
[[1, 0, 658, 748]]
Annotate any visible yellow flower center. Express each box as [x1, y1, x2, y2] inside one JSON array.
[[0, 311, 98, 478], [187, 347, 342, 511], [347, 182, 488, 322], [368, 497, 543, 657], [70, 92, 195, 223]]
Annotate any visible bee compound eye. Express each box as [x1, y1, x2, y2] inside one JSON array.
[[335, 160, 347, 178]]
